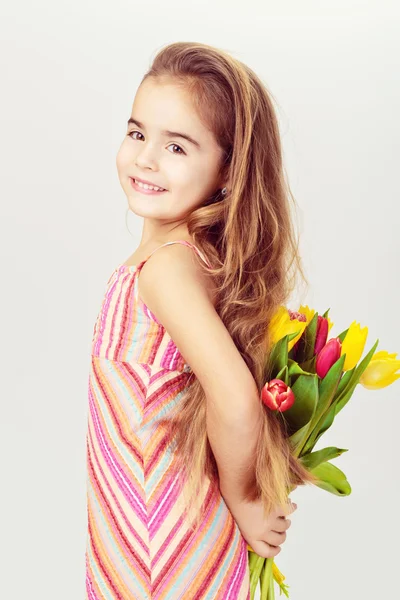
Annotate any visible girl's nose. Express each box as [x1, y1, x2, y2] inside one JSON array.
[[135, 147, 159, 171]]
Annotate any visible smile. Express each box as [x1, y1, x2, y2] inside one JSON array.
[[130, 177, 167, 194]]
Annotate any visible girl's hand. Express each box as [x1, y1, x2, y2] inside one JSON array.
[[223, 495, 297, 558]]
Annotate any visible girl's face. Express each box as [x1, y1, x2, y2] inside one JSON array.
[[116, 77, 225, 223]]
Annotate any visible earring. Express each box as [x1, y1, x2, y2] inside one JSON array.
[[209, 186, 227, 205]]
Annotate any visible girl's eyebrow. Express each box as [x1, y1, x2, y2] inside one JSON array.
[[127, 117, 201, 149]]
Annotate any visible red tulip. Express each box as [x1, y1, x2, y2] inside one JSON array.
[[315, 337, 342, 378], [261, 378, 295, 412], [314, 316, 329, 355]]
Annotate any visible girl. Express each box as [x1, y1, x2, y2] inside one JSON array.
[[85, 41, 313, 600]]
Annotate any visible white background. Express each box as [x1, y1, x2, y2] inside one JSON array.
[[0, 1, 399, 598]]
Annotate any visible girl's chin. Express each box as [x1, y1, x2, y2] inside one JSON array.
[[126, 200, 166, 217]]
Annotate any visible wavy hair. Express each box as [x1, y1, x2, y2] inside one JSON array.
[[139, 41, 318, 530]]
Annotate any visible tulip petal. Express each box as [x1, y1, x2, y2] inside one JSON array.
[[341, 321, 368, 371], [360, 372, 400, 390], [372, 350, 398, 360], [298, 304, 315, 322], [269, 306, 295, 345], [272, 562, 286, 584], [359, 357, 400, 389], [315, 338, 342, 379]]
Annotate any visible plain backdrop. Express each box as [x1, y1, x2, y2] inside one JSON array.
[[1, 2, 399, 599]]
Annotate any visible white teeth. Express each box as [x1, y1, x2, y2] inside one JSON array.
[[134, 179, 164, 191]]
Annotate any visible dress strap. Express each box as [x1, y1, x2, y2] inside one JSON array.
[[144, 240, 212, 268]]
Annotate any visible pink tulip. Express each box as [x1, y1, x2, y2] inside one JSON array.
[[261, 378, 295, 412], [314, 316, 329, 355], [315, 337, 342, 378]]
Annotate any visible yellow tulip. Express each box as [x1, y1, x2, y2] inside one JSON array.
[[297, 304, 315, 323], [269, 305, 335, 353], [340, 321, 368, 371], [272, 562, 286, 584], [359, 350, 400, 389], [269, 305, 308, 351]]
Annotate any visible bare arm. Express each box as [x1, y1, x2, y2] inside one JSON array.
[[138, 244, 263, 501]]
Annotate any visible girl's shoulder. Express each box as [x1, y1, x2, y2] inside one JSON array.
[[138, 238, 217, 309]]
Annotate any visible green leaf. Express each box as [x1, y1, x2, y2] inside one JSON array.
[[287, 359, 310, 378], [309, 406, 336, 447], [314, 354, 345, 423], [299, 354, 317, 373], [281, 373, 319, 434], [335, 369, 353, 398], [288, 330, 300, 342], [300, 446, 348, 470], [337, 328, 349, 343], [302, 312, 319, 361], [288, 422, 311, 454], [275, 365, 289, 386], [334, 338, 379, 416], [266, 336, 289, 380], [310, 461, 352, 496], [266, 330, 301, 379], [302, 338, 380, 454], [301, 354, 346, 454]]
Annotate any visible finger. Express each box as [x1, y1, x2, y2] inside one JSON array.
[[279, 501, 297, 517], [265, 530, 287, 546], [272, 517, 291, 533], [254, 540, 281, 559]]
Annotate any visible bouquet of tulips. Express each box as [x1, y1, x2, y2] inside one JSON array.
[[247, 305, 400, 599]]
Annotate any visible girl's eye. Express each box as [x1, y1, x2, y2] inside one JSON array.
[[127, 131, 185, 155], [128, 130, 144, 141], [167, 143, 185, 155]]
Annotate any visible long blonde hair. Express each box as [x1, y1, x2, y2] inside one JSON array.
[[140, 42, 317, 530]]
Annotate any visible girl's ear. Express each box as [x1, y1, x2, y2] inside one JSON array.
[[218, 160, 230, 186]]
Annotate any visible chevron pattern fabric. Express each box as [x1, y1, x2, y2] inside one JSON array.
[[85, 240, 250, 599]]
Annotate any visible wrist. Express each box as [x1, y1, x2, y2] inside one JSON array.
[[219, 478, 249, 506]]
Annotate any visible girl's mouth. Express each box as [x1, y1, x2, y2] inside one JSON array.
[[129, 177, 167, 195]]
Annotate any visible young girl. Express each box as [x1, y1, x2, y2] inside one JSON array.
[[85, 41, 312, 600]]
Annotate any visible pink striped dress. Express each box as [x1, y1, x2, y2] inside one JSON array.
[[85, 240, 250, 599]]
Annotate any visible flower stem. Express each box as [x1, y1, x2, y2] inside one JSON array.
[[260, 557, 274, 599], [269, 563, 275, 600], [249, 554, 265, 600]]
